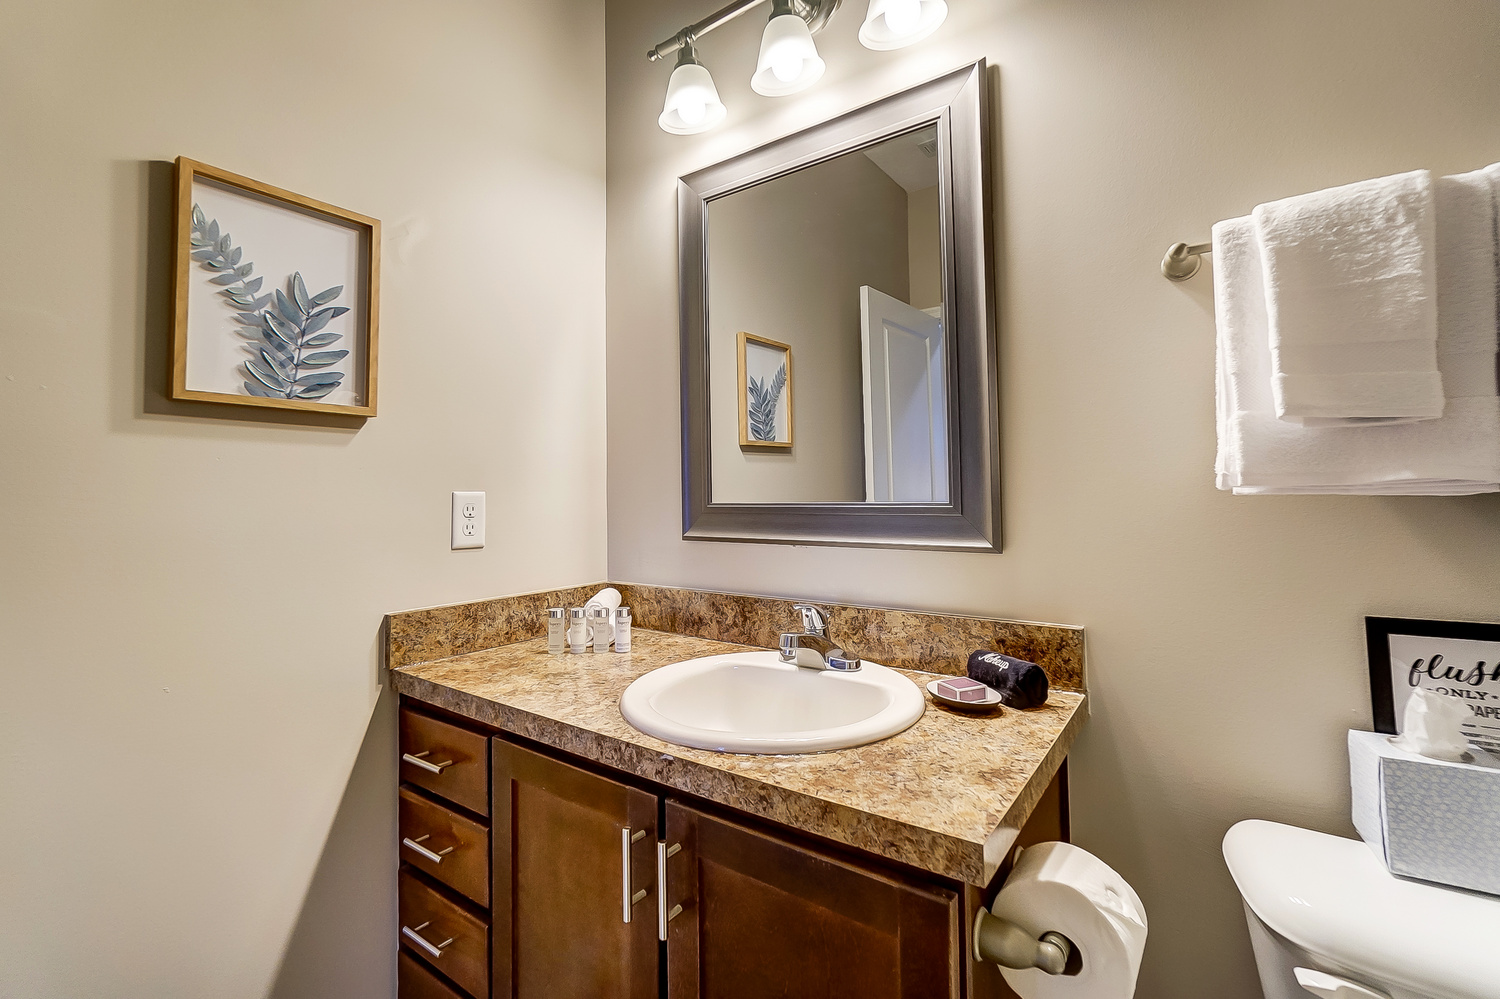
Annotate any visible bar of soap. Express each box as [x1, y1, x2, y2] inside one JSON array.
[[934, 676, 991, 702], [967, 650, 1049, 709]]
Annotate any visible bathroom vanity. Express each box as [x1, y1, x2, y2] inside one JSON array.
[[387, 584, 1086, 999]]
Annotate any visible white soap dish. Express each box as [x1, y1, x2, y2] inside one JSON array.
[[926, 679, 1004, 712]]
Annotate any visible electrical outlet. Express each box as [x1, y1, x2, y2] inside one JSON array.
[[451, 491, 485, 550]]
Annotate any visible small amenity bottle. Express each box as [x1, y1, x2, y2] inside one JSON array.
[[546, 607, 566, 655], [589, 606, 612, 652], [614, 607, 632, 653], [567, 607, 589, 654]]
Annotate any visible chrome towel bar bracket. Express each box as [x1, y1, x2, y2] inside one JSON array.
[[1161, 240, 1212, 281]]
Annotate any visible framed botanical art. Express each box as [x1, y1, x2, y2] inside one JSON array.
[[171, 157, 380, 416], [737, 331, 792, 448], [1366, 616, 1500, 755]]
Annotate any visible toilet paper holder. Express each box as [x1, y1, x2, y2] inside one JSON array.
[[973, 909, 1079, 976]]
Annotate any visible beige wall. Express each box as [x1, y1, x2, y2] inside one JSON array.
[[0, 2, 605, 997], [708, 153, 908, 502], [605, 1, 1500, 996]]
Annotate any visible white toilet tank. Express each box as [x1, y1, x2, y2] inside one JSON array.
[[1223, 820, 1500, 999]]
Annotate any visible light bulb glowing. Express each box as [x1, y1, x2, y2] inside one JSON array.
[[859, 0, 946, 50], [659, 51, 725, 134], [884, 0, 921, 35], [770, 49, 802, 82], [676, 97, 706, 125]]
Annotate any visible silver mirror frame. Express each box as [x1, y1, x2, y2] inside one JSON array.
[[679, 60, 998, 552]]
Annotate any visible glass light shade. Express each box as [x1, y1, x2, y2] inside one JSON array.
[[858, 0, 947, 49], [750, 13, 825, 97], [659, 60, 726, 134]]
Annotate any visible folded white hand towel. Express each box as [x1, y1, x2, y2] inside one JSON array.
[[1253, 169, 1442, 425], [1213, 166, 1500, 496]]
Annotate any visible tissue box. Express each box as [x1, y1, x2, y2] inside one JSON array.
[[1348, 729, 1500, 896]]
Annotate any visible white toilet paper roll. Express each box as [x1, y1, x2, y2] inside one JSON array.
[[988, 842, 1148, 999]]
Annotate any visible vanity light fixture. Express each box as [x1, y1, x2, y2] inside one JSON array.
[[857, 0, 947, 49], [648, 0, 946, 134], [750, 0, 826, 96], [659, 42, 728, 134]]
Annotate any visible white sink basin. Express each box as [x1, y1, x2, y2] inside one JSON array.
[[619, 650, 925, 754]]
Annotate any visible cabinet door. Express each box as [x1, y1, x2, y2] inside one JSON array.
[[492, 740, 659, 999], [663, 802, 960, 999]]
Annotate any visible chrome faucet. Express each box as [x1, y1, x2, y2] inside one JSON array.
[[779, 604, 861, 672]]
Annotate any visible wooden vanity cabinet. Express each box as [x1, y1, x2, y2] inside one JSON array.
[[397, 700, 1065, 999], [663, 801, 961, 999], [398, 705, 494, 999], [490, 738, 964, 999], [491, 740, 659, 999]]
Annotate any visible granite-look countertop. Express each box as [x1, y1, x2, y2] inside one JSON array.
[[391, 629, 1086, 887]]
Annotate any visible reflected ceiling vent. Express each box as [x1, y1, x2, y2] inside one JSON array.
[[917, 137, 938, 157]]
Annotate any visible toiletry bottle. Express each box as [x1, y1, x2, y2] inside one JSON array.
[[589, 606, 611, 653], [614, 607, 632, 653], [546, 608, 566, 655], [567, 607, 589, 654]]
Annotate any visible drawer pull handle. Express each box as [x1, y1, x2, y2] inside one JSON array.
[[401, 921, 454, 960], [657, 841, 682, 941], [402, 834, 455, 865], [402, 750, 455, 775], [622, 827, 648, 924]]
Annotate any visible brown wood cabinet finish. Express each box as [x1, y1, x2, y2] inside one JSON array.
[[492, 739, 659, 999], [400, 786, 491, 906], [663, 801, 962, 999], [401, 708, 491, 815], [395, 697, 1070, 999], [400, 868, 491, 999], [399, 951, 470, 999]]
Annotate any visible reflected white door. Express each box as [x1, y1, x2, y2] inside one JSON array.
[[860, 286, 949, 503]]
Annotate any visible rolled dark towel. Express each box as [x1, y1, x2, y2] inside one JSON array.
[[966, 650, 1049, 709]]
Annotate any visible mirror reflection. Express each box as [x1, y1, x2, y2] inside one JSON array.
[[707, 124, 948, 505]]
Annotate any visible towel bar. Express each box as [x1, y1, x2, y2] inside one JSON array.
[[1161, 241, 1212, 281]]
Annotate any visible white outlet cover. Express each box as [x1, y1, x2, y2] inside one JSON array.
[[451, 491, 485, 550]]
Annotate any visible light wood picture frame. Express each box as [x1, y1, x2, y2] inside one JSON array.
[[171, 157, 381, 416], [736, 331, 793, 448]]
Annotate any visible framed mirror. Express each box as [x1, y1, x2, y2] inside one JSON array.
[[679, 60, 997, 551]]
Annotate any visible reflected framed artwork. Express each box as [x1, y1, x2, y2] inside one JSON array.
[[170, 157, 381, 416], [737, 331, 793, 448]]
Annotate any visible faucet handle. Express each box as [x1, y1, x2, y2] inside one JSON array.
[[791, 603, 827, 636]]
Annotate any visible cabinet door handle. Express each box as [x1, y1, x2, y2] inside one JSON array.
[[656, 840, 683, 941], [402, 750, 455, 774], [401, 921, 454, 960], [402, 834, 454, 864], [621, 827, 648, 923]]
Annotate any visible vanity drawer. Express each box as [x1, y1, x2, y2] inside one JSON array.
[[399, 950, 468, 999], [400, 786, 489, 906], [400, 708, 490, 816], [400, 869, 490, 999]]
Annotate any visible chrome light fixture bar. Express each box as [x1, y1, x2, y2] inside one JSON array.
[[646, 0, 841, 64]]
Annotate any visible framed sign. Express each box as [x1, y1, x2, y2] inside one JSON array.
[[1366, 616, 1500, 754], [171, 157, 380, 416], [736, 331, 792, 448]]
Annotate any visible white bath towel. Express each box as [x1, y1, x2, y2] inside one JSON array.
[[1253, 169, 1443, 425], [1213, 168, 1500, 495]]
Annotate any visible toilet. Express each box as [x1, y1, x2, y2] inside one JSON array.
[[1222, 819, 1499, 999]]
